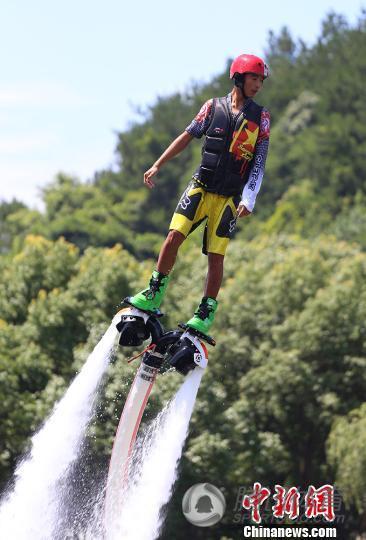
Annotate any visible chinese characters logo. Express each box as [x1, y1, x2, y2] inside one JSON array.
[[242, 483, 335, 524]]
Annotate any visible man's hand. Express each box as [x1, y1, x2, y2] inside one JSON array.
[[236, 201, 251, 218], [144, 165, 159, 189], [143, 132, 193, 189]]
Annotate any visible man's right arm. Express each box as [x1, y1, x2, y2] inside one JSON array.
[[144, 99, 213, 189], [144, 131, 193, 189]]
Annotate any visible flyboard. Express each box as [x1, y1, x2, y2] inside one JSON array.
[[104, 298, 215, 530]]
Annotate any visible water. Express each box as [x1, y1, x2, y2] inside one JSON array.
[[103, 368, 203, 540], [0, 318, 203, 540], [0, 319, 118, 540]]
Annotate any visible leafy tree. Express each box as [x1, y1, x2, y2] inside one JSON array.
[[327, 403, 366, 513]]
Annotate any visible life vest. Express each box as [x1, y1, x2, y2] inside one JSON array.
[[193, 96, 263, 196]]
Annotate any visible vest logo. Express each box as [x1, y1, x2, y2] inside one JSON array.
[[213, 127, 224, 134], [237, 145, 254, 161], [230, 119, 259, 162]]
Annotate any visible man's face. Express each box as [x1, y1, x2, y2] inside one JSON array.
[[243, 73, 264, 97]]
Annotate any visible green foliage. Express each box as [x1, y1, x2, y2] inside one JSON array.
[[331, 192, 366, 249], [0, 199, 44, 255], [0, 200, 26, 253], [0, 235, 79, 324], [327, 403, 366, 512], [201, 237, 366, 481], [2, 231, 366, 535], [0, 236, 143, 485]]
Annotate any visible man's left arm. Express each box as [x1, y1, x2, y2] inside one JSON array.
[[237, 109, 271, 217]]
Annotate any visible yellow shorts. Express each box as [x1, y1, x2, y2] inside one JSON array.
[[169, 182, 240, 256]]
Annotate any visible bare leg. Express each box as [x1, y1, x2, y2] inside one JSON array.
[[204, 252, 224, 299], [157, 230, 186, 275]]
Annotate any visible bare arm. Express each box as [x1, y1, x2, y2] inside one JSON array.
[[144, 131, 194, 189]]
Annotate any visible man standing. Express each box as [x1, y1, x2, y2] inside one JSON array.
[[127, 54, 271, 336]]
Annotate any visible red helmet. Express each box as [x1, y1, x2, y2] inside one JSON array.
[[230, 54, 269, 80]]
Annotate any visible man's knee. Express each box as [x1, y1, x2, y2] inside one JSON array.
[[166, 229, 186, 247]]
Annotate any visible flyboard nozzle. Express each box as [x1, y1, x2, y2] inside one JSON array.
[[139, 329, 209, 376], [115, 304, 164, 347], [142, 329, 182, 370], [166, 332, 209, 376], [116, 309, 149, 346]]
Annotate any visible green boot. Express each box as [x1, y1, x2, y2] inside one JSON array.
[[186, 296, 218, 335], [129, 270, 170, 313]]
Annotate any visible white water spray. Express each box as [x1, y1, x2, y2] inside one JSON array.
[[0, 319, 118, 540], [105, 367, 204, 540], [0, 314, 204, 540]]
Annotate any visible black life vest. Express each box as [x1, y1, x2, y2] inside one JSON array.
[[193, 96, 263, 197]]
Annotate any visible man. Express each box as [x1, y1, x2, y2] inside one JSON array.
[[127, 54, 271, 336]]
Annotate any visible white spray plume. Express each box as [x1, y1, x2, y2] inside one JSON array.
[[0, 319, 118, 539], [106, 368, 203, 540]]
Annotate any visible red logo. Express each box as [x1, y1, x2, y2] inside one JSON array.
[[305, 485, 335, 522], [272, 485, 300, 520], [242, 482, 271, 524], [242, 483, 336, 524]]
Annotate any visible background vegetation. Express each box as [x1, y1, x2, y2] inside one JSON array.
[[1, 10, 366, 539]]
